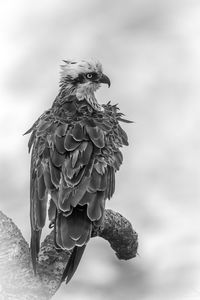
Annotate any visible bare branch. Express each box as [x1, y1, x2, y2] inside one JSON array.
[[0, 209, 138, 299], [92, 209, 138, 260]]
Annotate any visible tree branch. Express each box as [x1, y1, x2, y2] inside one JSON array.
[[0, 209, 138, 299]]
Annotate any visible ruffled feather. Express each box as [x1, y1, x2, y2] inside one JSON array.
[[27, 98, 130, 282]]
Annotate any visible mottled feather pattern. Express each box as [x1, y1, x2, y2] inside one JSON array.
[[26, 97, 130, 280]]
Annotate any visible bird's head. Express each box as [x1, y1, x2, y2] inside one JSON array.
[[60, 59, 111, 110]]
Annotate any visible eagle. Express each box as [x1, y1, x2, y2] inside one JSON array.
[[25, 59, 130, 284]]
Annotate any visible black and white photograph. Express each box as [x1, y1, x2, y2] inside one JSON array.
[[0, 1, 199, 299]]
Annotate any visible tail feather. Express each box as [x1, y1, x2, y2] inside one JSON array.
[[61, 245, 86, 284]]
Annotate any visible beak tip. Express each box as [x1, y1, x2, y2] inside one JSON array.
[[100, 73, 111, 88]]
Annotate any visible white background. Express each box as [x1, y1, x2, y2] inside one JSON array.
[[0, 1, 200, 299]]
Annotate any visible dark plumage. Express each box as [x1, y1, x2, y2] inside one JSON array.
[[25, 59, 131, 284]]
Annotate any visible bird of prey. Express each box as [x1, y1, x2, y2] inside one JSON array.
[[25, 59, 130, 284]]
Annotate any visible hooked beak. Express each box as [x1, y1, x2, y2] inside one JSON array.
[[99, 73, 111, 87]]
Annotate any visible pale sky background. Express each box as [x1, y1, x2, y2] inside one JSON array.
[[0, 1, 200, 299]]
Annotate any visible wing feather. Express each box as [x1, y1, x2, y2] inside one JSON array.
[[49, 159, 61, 186], [64, 130, 81, 151], [27, 102, 128, 282], [87, 191, 105, 221], [37, 174, 46, 200]]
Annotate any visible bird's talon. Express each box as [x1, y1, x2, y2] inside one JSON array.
[[49, 221, 55, 229]]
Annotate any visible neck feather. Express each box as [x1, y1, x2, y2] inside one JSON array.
[[56, 82, 102, 111]]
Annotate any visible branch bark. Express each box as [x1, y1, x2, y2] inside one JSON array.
[[0, 209, 138, 299]]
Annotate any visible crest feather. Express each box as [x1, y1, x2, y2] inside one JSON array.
[[60, 59, 103, 79]]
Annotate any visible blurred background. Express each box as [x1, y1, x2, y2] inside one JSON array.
[[1, 0, 200, 299]]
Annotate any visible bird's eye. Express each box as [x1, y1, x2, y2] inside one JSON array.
[[86, 73, 93, 79]]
